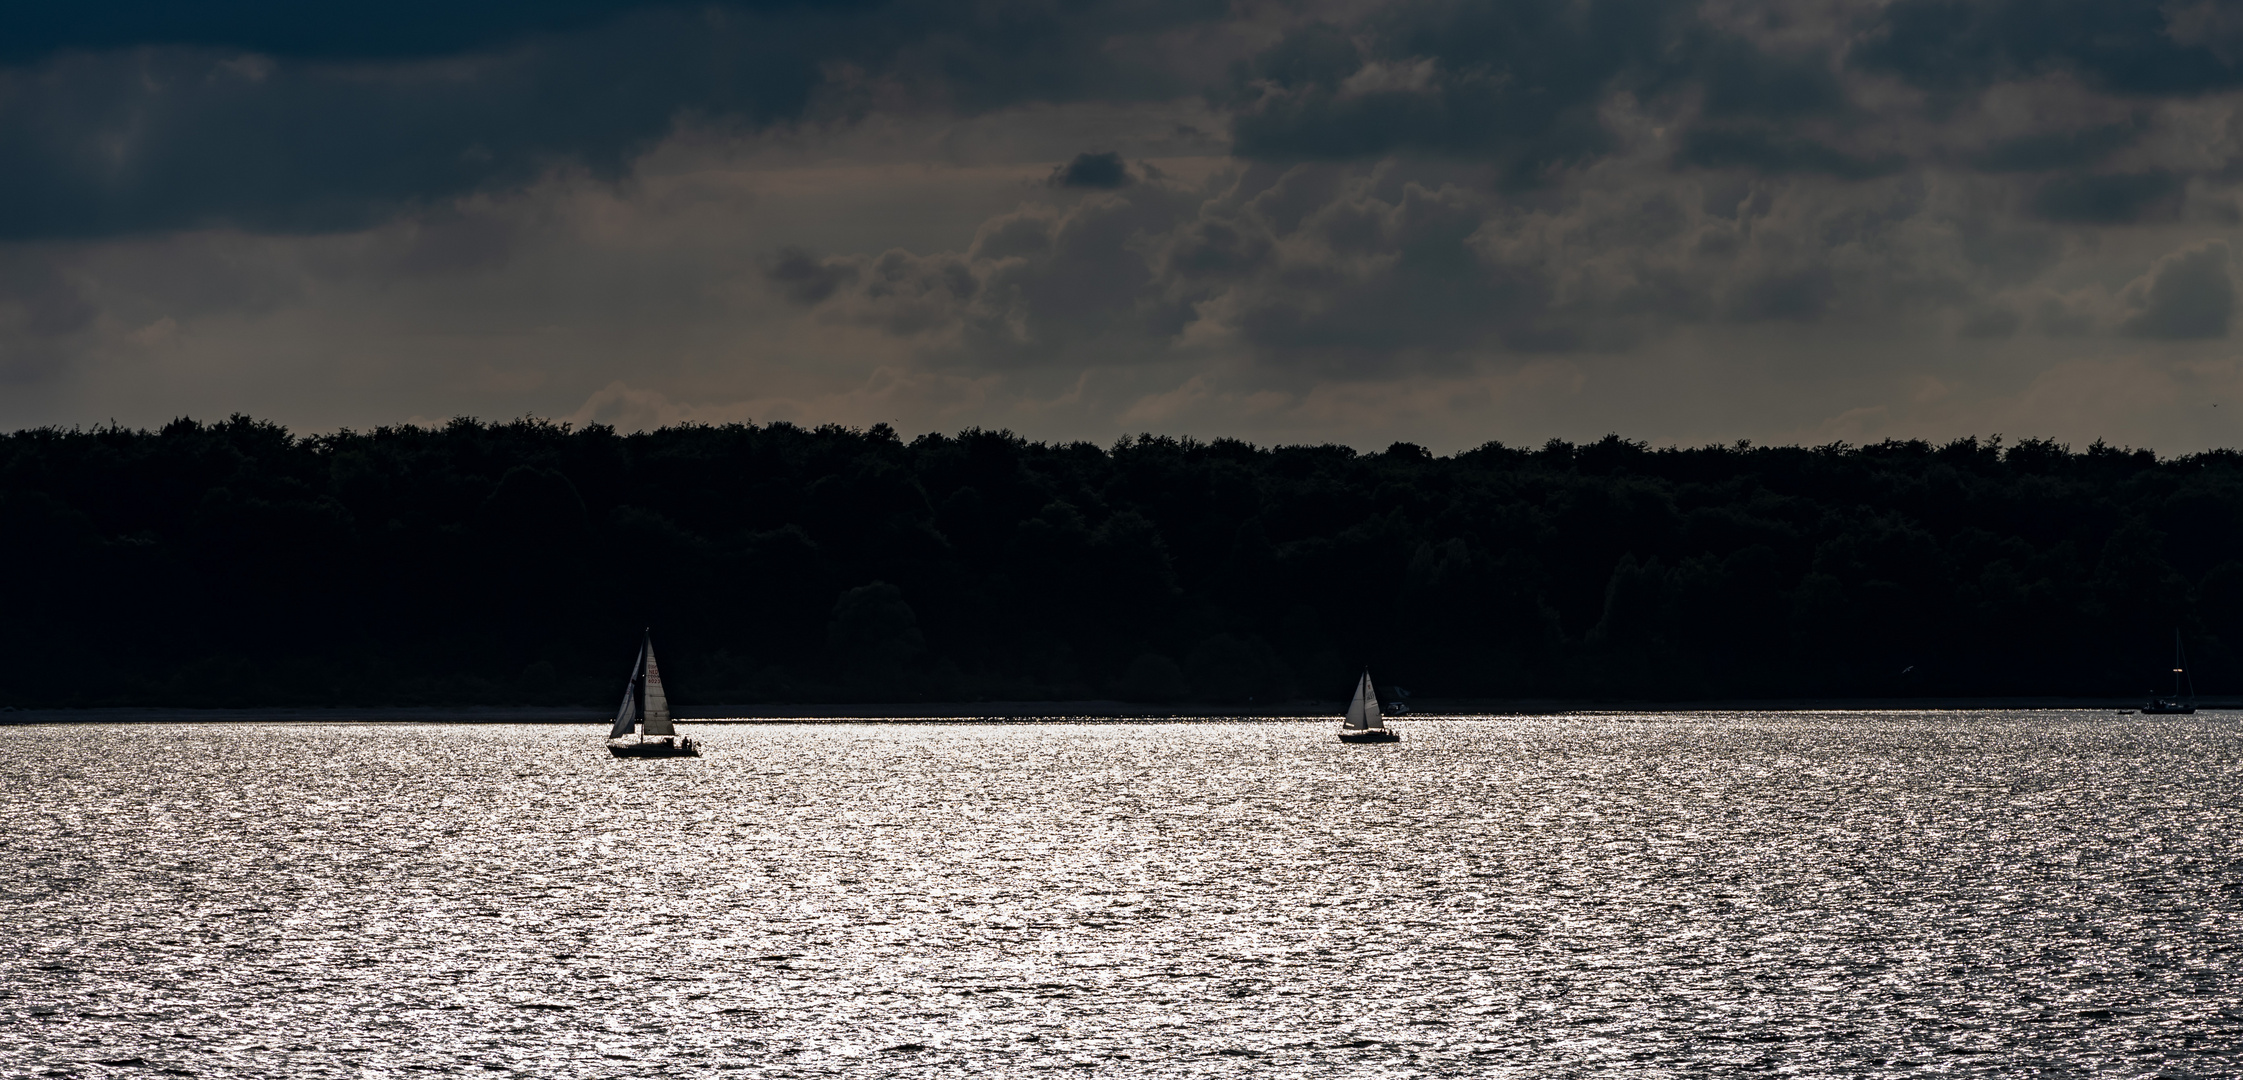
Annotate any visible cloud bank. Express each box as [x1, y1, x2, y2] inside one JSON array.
[[5, 0, 2243, 451]]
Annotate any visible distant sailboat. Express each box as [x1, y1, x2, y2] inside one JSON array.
[[2142, 630, 2198, 715], [1338, 669, 1401, 744], [608, 631, 700, 758]]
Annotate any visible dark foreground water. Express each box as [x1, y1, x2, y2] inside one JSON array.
[[4, 713, 2240, 1077]]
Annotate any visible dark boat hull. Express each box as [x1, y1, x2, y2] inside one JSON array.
[[1338, 729, 1401, 744], [2141, 703, 2196, 715], [608, 739, 700, 758]]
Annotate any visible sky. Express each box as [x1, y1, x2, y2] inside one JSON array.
[[5, 0, 2243, 452]]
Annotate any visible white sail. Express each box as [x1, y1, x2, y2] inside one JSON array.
[[607, 639, 646, 739], [640, 640, 674, 736], [1343, 671, 1381, 730]]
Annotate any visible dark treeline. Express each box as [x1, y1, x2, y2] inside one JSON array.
[[4, 415, 2241, 708]]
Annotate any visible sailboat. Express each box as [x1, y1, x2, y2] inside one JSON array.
[[1338, 669, 1401, 744], [607, 630, 701, 758], [2142, 630, 2198, 715]]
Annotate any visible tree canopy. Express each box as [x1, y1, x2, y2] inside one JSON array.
[[3, 416, 2235, 707]]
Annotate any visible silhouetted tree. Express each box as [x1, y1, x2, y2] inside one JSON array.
[[828, 581, 925, 686], [1, 416, 2237, 706], [1118, 654, 1188, 702]]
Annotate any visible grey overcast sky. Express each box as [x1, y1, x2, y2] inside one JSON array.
[[6, 0, 2243, 451]]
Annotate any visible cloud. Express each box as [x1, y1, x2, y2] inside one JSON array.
[[1696, 39, 1851, 121], [1219, 178, 1546, 362], [771, 150, 2000, 379], [0, 255, 95, 384], [1970, 118, 2148, 173], [0, 1, 1238, 239], [0, 1, 696, 62], [2166, 1, 2243, 66], [1674, 127, 1906, 179], [1727, 265, 1839, 322], [1048, 152, 1133, 188], [5, 0, 2240, 246], [1226, 0, 1694, 175], [770, 247, 858, 305], [2026, 171, 2188, 223], [0, 15, 831, 239], [1957, 303, 2022, 338], [12, 0, 2243, 456], [2123, 240, 2234, 339], [1851, 0, 2243, 96], [1241, 21, 1360, 94]]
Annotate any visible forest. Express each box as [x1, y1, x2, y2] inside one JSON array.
[[2, 415, 2238, 708]]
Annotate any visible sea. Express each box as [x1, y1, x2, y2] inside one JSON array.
[[4, 712, 2239, 1077]]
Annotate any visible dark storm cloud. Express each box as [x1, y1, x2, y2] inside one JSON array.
[[1955, 220, 2063, 286], [1049, 152, 1134, 188], [1726, 265, 1839, 322], [1222, 0, 1894, 182], [0, 0, 1231, 240], [881, 0, 1227, 113], [1220, 180, 1560, 363], [1850, 0, 2243, 95], [237, 0, 2243, 369], [19, 0, 2243, 448], [1226, 0, 1690, 176], [2123, 242, 2234, 339], [2166, 2, 2243, 66], [1164, 216, 1272, 277], [0, 15, 828, 238], [1218, 0, 2243, 191], [2026, 171, 2188, 224], [770, 247, 858, 305], [1696, 38, 1851, 120], [983, 189, 1202, 350], [781, 181, 1208, 364], [13, 0, 2239, 248], [786, 156, 1922, 375], [1674, 127, 1905, 180], [0, 1, 701, 62], [1244, 21, 1361, 92], [1970, 119, 2149, 173]]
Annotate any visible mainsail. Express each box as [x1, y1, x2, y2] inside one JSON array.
[[639, 641, 674, 736], [606, 632, 675, 739], [1343, 670, 1381, 731]]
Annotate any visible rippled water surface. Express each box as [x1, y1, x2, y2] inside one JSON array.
[[6, 713, 2242, 1077]]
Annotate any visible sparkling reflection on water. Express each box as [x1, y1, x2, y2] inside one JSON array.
[[5, 714, 2241, 1077]]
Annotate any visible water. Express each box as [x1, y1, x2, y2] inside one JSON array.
[[5, 713, 2241, 1077]]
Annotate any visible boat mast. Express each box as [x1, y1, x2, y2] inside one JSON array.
[[2175, 629, 2190, 702], [634, 628, 650, 743]]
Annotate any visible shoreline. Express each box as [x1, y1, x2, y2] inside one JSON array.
[[1, 697, 2230, 724]]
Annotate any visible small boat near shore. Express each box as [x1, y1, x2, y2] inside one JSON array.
[[607, 630, 700, 758], [2141, 630, 2197, 715], [1338, 669, 1401, 744]]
